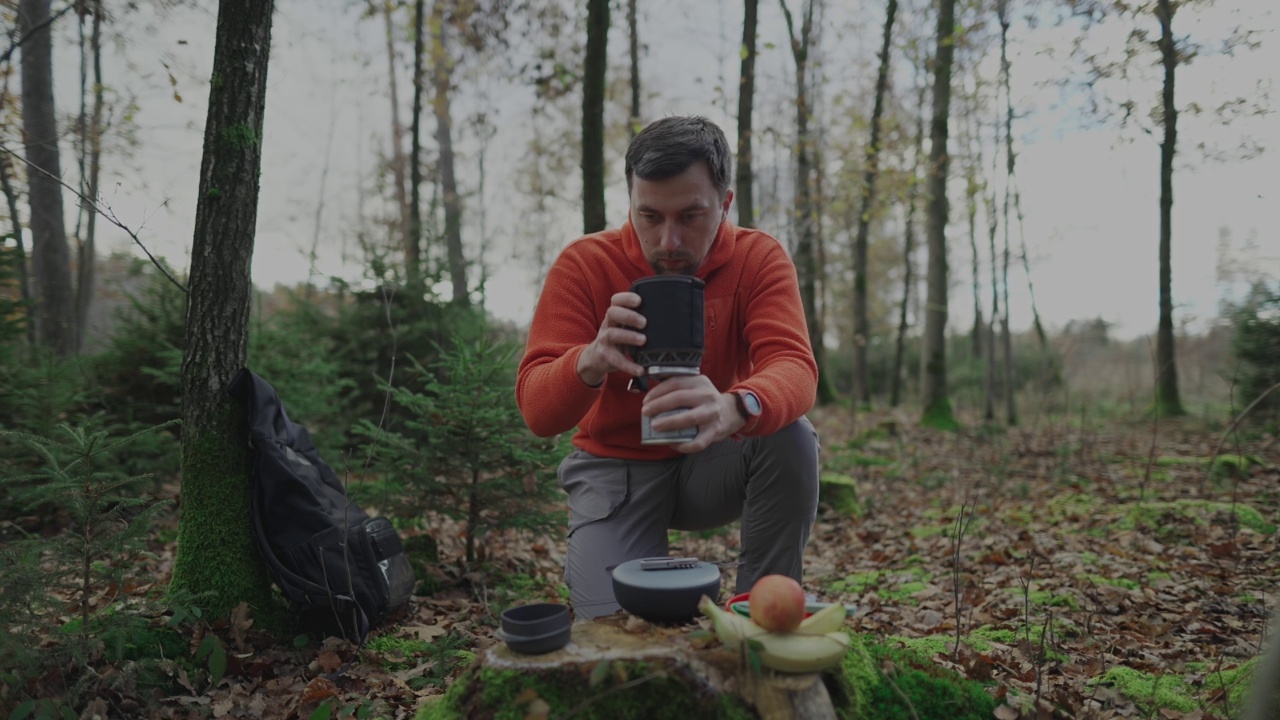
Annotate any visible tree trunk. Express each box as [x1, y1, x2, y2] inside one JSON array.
[[852, 0, 896, 408], [408, 0, 425, 285], [0, 154, 33, 346], [432, 1, 467, 305], [920, 0, 957, 428], [75, 0, 102, 347], [627, 0, 640, 139], [735, 0, 758, 228], [890, 73, 926, 409], [998, 0, 1017, 426], [582, 0, 608, 234], [964, 92, 982, 361], [996, 0, 1047, 355], [169, 0, 278, 620], [19, 0, 76, 357], [984, 117, 1000, 423], [1154, 0, 1184, 417], [379, 0, 412, 272], [781, 0, 834, 406]]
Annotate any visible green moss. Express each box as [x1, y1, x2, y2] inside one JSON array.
[[880, 582, 928, 605], [862, 639, 999, 720], [1083, 574, 1141, 591], [820, 472, 863, 516], [1028, 590, 1079, 610], [1119, 500, 1275, 535], [221, 123, 259, 150], [168, 415, 282, 624], [415, 661, 755, 720], [205, 187, 221, 199], [828, 570, 883, 595], [1147, 571, 1173, 582], [1096, 667, 1196, 713], [921, 398, 960, 431]]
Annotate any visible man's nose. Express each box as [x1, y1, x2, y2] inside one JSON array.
[[658, 223, 681, 251]]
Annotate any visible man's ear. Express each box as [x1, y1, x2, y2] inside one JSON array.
[[721, 189, 735, 217]]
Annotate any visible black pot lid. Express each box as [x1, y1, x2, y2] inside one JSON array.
[[611, 558, 720, 591]]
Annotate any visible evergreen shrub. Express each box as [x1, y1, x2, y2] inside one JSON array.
[[353, 337, 565, 563]]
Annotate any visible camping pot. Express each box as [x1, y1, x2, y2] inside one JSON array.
[[611, 557, 721, 624]]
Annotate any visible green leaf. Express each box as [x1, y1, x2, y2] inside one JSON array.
[[356, 702, 373, 719], [293, 633, 311, 648], [588, 659, 611, 688], [209, 643, 227, 684], [309, 701, 333, 720], [9, 700, 35, 720], [195, 633, 217, 662]]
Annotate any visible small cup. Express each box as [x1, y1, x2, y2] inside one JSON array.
[[497, 603, 572, 655]]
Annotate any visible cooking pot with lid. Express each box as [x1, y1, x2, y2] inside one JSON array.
[[610, 557, 721, 624]]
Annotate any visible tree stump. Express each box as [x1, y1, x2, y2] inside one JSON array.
[[418, 616, 851, 720]]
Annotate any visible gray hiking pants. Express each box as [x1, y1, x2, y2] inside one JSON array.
[[557, 417, 820, 620]]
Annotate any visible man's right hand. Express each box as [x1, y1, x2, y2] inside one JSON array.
[[577, 291, 647, 387]]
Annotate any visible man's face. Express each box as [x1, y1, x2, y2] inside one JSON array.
[[631, 161, 733, 276]]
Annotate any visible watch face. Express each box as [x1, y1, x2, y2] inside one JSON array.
[[742, 391, 762, 415]]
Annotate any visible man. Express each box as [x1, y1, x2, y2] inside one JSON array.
[[516, 116, 819, 620]]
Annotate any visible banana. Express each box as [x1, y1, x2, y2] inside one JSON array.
[[794, 602, 846, 635], [699, 595, 767, 649], [751, 630, 851, 673], [698, 596, 850, 673]]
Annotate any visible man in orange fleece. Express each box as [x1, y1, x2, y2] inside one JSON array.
[[517, 116, 819, 619]]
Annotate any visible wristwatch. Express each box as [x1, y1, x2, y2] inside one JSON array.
[[733, 390, 762, 424]]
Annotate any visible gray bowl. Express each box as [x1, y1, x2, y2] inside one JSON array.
[[497, 603, 571, 654]]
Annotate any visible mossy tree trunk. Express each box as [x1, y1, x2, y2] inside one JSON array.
[[920, 0, 957, 429], [169, 0, 278, 620]]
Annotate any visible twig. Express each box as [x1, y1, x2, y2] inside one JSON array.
[[0, 142, 187, 294], [0, 1, 77, 66], [950, 496, 979, 660], [1199, 381, 1280, 494]]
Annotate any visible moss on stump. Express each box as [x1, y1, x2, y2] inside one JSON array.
[[415, 621, 999, 720]]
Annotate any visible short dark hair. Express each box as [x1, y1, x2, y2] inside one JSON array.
[[625, 116, 732, 196]]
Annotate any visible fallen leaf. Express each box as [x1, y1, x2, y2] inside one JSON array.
[[994, 704, 1020, 720], [315, 649, 343, 674], [301, 676, 340, 705], [229, 602, 254, 650], [403, 624, 448, 642]]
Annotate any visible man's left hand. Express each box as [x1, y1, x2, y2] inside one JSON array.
[[641, 375, 746, 454]]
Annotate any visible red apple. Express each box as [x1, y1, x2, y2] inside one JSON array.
[[749, 574, 806, 633]]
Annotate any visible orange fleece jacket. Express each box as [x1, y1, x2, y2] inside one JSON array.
[[516, 219, 818, 460]]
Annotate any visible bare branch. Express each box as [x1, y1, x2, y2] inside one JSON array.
[[0, 142, 187, 294], [1, 1, 77, 67]]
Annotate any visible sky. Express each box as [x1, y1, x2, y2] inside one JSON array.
[[20, 0, 1280, 341]]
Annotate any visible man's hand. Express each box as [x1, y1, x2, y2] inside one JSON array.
[[576, 291, 648, 387], [641, 375, 746, 454]]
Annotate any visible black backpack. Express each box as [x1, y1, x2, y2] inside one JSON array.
[[228, 368, 415, 642]]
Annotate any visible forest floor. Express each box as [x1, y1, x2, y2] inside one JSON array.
[[13, 405, 1280, 719]]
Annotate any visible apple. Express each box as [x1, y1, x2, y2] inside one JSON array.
[[749, 574, 806, 633]]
